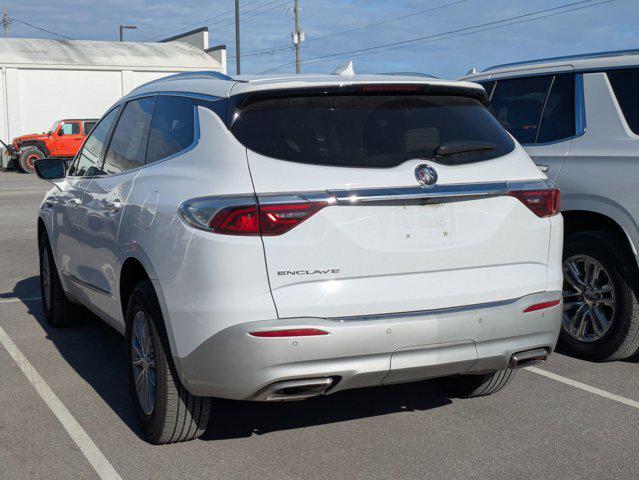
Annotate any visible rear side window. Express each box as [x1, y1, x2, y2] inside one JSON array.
[[102, 97, 155, 174], [231, 94, 514, 167], [146, 96, 195, 164], [489, 76, 551, 144], [608, 68, 639, 135], [70, 108, 119, 177], [537, 74, 575, 143]]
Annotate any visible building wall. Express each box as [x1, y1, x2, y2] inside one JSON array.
[[1, 67, 196, 142]]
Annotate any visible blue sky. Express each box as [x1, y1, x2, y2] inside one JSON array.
[[5, 0, 638, 77]]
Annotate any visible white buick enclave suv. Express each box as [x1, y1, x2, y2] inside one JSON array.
[[35, 71, 563, 444]]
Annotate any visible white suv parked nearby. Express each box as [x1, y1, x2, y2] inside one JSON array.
[[464, 49, 639, 362], [35, 71, 563, 444]]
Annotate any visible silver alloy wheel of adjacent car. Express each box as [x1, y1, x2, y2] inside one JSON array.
[[41, 245, 51, 311], [131, 311, 156, 415], [562, 254, 616, 342]]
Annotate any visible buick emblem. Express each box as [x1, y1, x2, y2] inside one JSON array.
[[415, 164, 438, 187]]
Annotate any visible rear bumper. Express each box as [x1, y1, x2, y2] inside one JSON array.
[[175, 291, 562, 399]]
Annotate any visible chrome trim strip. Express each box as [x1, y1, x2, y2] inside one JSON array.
[[330, 297, 521, 323], [575, 73, 587, 137], [62, 271, 111, 296], [257, 179, 556, 207]]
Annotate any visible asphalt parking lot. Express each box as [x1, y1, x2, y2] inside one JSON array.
[[1, 171, 638, 480]]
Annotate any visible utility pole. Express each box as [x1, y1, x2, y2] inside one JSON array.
[[235, 0, 241, 75], [119, 24, 137, 42], [2, 9, 9, 38], [292, 0, 304, 74]]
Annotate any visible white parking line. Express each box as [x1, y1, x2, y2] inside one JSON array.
[[0, 297, 41, 304], [0, 326, 123, 480], [526, 366, 639, 409]]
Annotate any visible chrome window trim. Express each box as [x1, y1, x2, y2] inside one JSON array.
[[68, 93, 207, 179], [574, 73, 587, 137]]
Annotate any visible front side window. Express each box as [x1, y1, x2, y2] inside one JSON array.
[[69, 107, 120, 177], [102, 97, 155, 175], [231, 93, 514, 167], [607, 68, 639, 135], [489, 76, 552, 144], [60, 122, 80, 135], [146, 96, 195, 164]]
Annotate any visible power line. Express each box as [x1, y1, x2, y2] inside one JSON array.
[[9, 17, 72, 40], [259, 0, 606, 73], [297, 0, 616, 70], [144, 0, 275, 42], [208, 0, 289, 31], [310, 0, 472, 44], [235, 0, 471, 60]]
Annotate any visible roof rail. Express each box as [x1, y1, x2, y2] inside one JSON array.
[[381, 71, 438, 78], [483, 48, 639, 72], [147, 70, 234, 83]]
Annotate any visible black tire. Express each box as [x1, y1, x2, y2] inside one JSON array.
[[560, 231, 639, 361], [38, 231, 84, 327], [125, 280, 212, 444], [19, 146, 44, 174], [439, 369, 516, 398]]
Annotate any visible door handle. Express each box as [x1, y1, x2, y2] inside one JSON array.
[[537, 164, 550, 173], [106, 200, 122, 214]]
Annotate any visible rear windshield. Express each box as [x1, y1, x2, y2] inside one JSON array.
[[231, 94, 514, 167]]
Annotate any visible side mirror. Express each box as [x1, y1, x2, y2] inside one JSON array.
[[57, 128, 65, 136], [34, 158, 66, 180]]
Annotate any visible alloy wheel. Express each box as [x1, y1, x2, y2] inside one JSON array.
[[131, 311, 156, 415], [562, 254, 616, 342]]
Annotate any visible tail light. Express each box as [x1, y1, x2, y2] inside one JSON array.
[[179, 196, 326, 236], [509, 188, 560, 218]]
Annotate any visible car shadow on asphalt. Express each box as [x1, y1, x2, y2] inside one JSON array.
[[0, 275, 41, 301], [10, 276, 453, 442], [204, 382, 452, 440]]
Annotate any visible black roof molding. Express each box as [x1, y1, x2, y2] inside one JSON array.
[[205, 44, 227, 53], [160, 27, 209, 44]]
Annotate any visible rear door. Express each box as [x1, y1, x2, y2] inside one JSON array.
[[231, 86, 553, 318]]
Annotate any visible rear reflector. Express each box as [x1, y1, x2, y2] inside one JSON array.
[[249, 328, 329, 337], [523, 299, 561, 313], [509, 188, 561, 218]]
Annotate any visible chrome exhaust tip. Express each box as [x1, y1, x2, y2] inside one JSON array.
[[253, 377, 334, 401], [509, 348, 549, 369]]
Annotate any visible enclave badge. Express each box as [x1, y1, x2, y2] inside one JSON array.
[[415, 164, 438, 187]]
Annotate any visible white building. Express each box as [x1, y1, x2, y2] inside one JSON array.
[[0, 37, 226, 148]]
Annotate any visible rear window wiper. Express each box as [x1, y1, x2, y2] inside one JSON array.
[[435, 141, 495, 157]]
